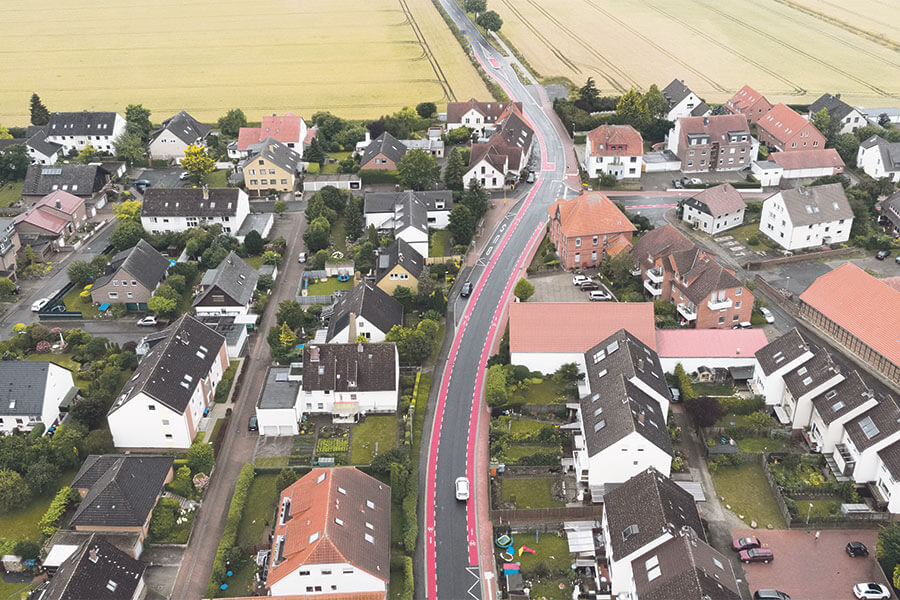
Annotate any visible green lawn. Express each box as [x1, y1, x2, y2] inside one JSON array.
[[23, 353, 88, 392], [154, 511, 194, 544], [711, 462, 787, 528], [236, 474, 279, 547], [507, 531, 571, 600], [244, 255, 265, 269], [729, 223, 767, 252], [62, 286, 100, 319], [501, 477, 564, 509], [0, 469, 78, 541], [321, 152, 351, 175], [0, 579, 31, 600], [503, 418, 548, 437], [0, 181, 22, 208], [806, 498, 843, 519], [715, 413, 753, 428], [306, 277, 353, 296], [505, 444, 559, 461], [737, 437, 788, 453], [429, 230, 452, 258], [330, 216, 348, 255], [217, 555, 256, 598], [350, 415, 397, 465], [511, 379, 567, 405], [254, 456, 288, 468], [204, 170, 229, 188], [693, 381, 736, 396]]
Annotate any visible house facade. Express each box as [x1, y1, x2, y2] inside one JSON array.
[[548, 192, 636, 270], [375, 238, 422, 295], [44, 111, 126, 155], [759, 183, 853, 250], [0, 362, 76, 434], [365, 190, 452, 230], [193, 251, 259, 322], [148, 110, 211, 162], [359, 132, 406, 171], [666, 114, 757, 173], [724, 85, 773, 124], [680, 183, 746, 234], [584, 124, 643, 179], [655, 328, 768, 374], [141, 187, 250, 235], [446, 98, 523, 136], [241, 137, 303, 193], [757, 104, 826, 151], [326, 282, 404, 344], [662, 80, 710, 121], [0, 218, 21, 280], [463, 103, 534, 190], [808, 93, 867, 134], [857, 135, 900, 183], [91, 239, 169, 310]]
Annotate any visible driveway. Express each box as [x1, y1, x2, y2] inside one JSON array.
[[527, 271, 614, 303], [732, 528, 887, 600], [135, 167, 186, 189], [825, 255, 900, 278], [142, 545, 185, 599]]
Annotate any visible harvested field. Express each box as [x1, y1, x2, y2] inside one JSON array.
[[0, 0, 488, 126], [495, 0, 900, 106]]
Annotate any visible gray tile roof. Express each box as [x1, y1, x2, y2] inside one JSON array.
[[197, 315, 247, 349], [812, 369, 874, 425], [603, 468, 704, 560], [93, 239, 169, 291], [754, 328, 811, 376], [23, 164, 108, 198], [39, 533, 145, 600], [301, 343, 397, 393], [47, 112, 119, 137], [26, 128, 62, 158], [677, 259, 743, 306], [878, 439, 900, 481], [194, 251, 259, 308], [0, 362, 59, 416], [663, 79, 695, 108], [326, 282, 404, 342], [70, 454, 174, 528], [684, 183, 746, 218], [776, 183, 853, 227], [360, 132, 407, 166], [244, 137, 302, 173], [494, 109, 534, 152], [845, 395, 900, 452], [152, 109, 211, 146], [809, 93, 855, 120], [376, 238, 423, 281], [634, 532, 741, 600], [782, 351, 840, 399], [141, 187, 242, 217], [258, 367, 300, 409], [862, 135, 900, 172], [364, 190, 452, 215]]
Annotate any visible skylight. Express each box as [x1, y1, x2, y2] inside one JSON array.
[[802, 376, 813, 386], [607, 340, 619, 355], [593, 420, 606, 432], [316, 472, 327, 484], [860, 416, 880, 439], [825, 389, 837, 400], [309, 531, 320, 543], [622, 524, 639, 541], [593, 407, 603, 417], [797, 367, 808, 376], [832, 401, 845, 412]]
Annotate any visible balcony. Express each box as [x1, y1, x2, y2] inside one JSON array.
[[643, 279, 662, 296], [804, 429, 821, 453], [677, 303, 697, 321], [832, 444, 856, 478], [646, 268, 664, 283], [707, 296, 733, 310]]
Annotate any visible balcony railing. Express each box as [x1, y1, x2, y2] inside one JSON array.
[[677, 303, 697, 321], [833, 444, 856, 476], [646, 268, 664, 283], [707, 296, 733, 310], [643, 279, 662, 296]]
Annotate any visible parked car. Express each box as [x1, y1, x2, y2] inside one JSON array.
[[739, 547, 773, 563], [683, 177, 702, 185], [526, 171, 535, 184], [455, 476, 469, 501], [875, 249, 891, 261], [669, 387, 681, 403], [732, 536, 761, 551], [760, 307, 775, 324], [133, 179, 151, 188], [579, 281, 600, 291], [853, 583, 891, 599], [248, 415, 258, 432], [895, 255, 900, 265], [732, 321, 753, 329], [754, 592, 791, 600], [460, 281, 473, 298], [672, 179, 684, 189], [136, 316, 158, 327], [31, 298, 49, 312], [846, 541, 869, 557], [573, 275, 591, 286], [179, 171, 190, 181], [298, 252, 306, 263], [588, 290, 611, 301]]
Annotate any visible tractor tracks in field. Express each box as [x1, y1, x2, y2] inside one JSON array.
[[769, 0, 900, 54], [399, 0, 456, 102]]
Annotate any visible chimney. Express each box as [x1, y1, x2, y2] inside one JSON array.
[[638, 410, 646, 425], [703, 117, 709, 126], [202, 185, 209, 200], [88, 548, 99, 563], [55, 198, 61, 209], [357, 343, 364, 353]]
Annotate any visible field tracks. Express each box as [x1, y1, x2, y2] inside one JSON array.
[[399, 0, 456, 101], [497, 0, 588, 82], [770, 0, 900, 53]]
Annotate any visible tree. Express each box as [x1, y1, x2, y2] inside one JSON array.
[[600, 251, 636, 290], [444, 147, 466, 191], [26, 460, 60, 495], [275, 468, 298, 492], [464, 0, 486, 13], [187, 441, 215, 474], [745, 411, 776, 435], [305, 193, 338, 224], [50, 424, 85, 470], [279, 322, 297, 348], [644, 84, 667, 119], [30, 93, 49, 126], [345, 196, 364, 241], [166, 274, 187, 294], [217, 109, 247, 137], [149, 497, 178, 539], [125, 104, 153, 142], [576, 77, 601, 113], [114, 131, 145, 166], [355, 241, 376, 275], [82, 429, 115, 455], [462, 178, 489, 220], [392, 287, 416, 313], [76, 144, 101, 163], [811, 107, 838, 142], [263, 250, 282, 266], [182, 144, 215, 182], [397, 149, 441, 190], [684, 396, 721, 428], [514, 278, 534, 301], [446, 126, 472, 145], [0, 469, 31, 512], [879, 523, 900, 579], [416, 102, 437, 119], [833, 133, 860, 166], [616, 88, 651, 128], [449, 204, 475, 246], [476, 10, 503, 31], [0, 125, 10, 140], [273, 200, 287, 217], [0, 279, 15, 298], [68, 260, 102, 287], [243, 229, 264, 255], [277, 300, 306, 329], [113, 200, 142, 222], [109, 220, 145, 251], [71, 396, 109, 429], [305, 136, 327, 164], [303, 216, 331, 252], [486, 364, 508, 406], [674, 363, 695, 400], [0, 144, 30, 180], [147, 295, 177, 317]]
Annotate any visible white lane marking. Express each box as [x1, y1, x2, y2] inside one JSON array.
[[466, 566, 481, 600]]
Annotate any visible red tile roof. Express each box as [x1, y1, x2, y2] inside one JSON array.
[[548, 192, 636, 238], [655, 329, 769, 358], [509, 302, 656, 354], [36, 190, 84, 215], [586, 125, 643, 157], [237, 113, 302, 150], [799, 262, 900, 367], [770, 149, 844, 171], [758, 103, 820, 144], [14, 207, 67, 233], [725, 85, 768, 115]]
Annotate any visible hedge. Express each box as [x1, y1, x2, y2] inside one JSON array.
[[207, 464, 255, 596], [573, 134, 586, 145], [402, 556, 414, 600], [39, 486, 78, 537], [718, 396, 765, 416], [359, 169, 400, 185], [402, 480, 417, 554]]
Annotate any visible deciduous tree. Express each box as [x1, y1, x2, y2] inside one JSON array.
[[114, 131, 145, 166], [416, 102, 437, 119], [464, 0, 486, 13], [181, 144, 215, 182], [113, 200, 142, 222], [449, 204, 475, 246], [125, 104, 153, 142], [0, 469, 30, 512], [616, 88, 651, 128], [398, 149, 441, 191], [0, 144, 30, 180], [186, 441, 215, 474], [476, 10, 503, 31], [217, 109, 247, 137], [110, 220, 145, 251]]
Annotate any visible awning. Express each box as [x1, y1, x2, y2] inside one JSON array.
[[565, 524, 597, 555], [333, 402, 359, 416], [729, 365, 756, 380], [773, 405, 791, 425]]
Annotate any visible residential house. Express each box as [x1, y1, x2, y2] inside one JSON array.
[[326, 282, 404, 343], [880, 190, 900, 235], [631, 225, 753, 328], [680, 183, 746, 234], [148, 110, 211, 162], [860, 107, 900, 127], [375, 238, 423, 295], [0, 218, 20, 280], [31, 534, 146, 600], [90, 239, 170, 311], [857, 135, 900, 182], [193, 251, 260, 324], [365, 190, 452, 230], [197, 315, 249, 360], [807, 370, 877, 454], [267, 467, 390, 597], [723, 85, 773, 125], [22, 164, 110, 206], [832, 398, 900, 483], [654, 328, 769, 373], [665, 114, 757, 173], [602, 467, 705, 599], [14, 190, 88, 249], [24, 127, 63, 165], [446, 98, 523, 136], [767, 149, 845, 182], [808, 93, 867, 134], [874, 441, 900, 513], [303, 173, 362, 192], [799, 262, 900, 386], [402, 136, 444, 158], [241, 137, 303, 193], [571, 329, 673, 496], [584, 124, 643, 179], [463, 103, 534, 190], [753, 328, 816, 408], [662, 79, 710, 121], [757, 104, 826, 152], [547, 192, 636, 269], [776, 350, 845, 430], [230, 113, 308, 160], [141, 187, 250, 235], [751, 160, 783, 187], [508, 302, 656, 374], [0, 362, 77, 434], [44, 111, 126, 155], [107, 315, 228, 449], [359, 132, 407, 171], [759, 183, 853, 250], [364, 191, 430, 257], [256, 365, 303, 436]]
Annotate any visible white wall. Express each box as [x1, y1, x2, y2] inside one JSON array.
[[46, 114, 126, 155], [759, 192, 851, 250], [463, 158, 506, 190], [195, 304, 250, 318], [26, 145, 59, 166], [449, 108, 488, 136], [667, 93, 706, 121], [603, 507, 673, 600], [109, 394, 193, 449], [857, 144, 900, 183], [0, 363, 73, 434], [328, 315, 389, 344], [396, 226, 428, 260], [588, 433, 671, 491], [427, 208, 450, 230], [752, 161, 783, 186], [269, 562, 386, 597], [256, 406, 300, 436], [142, 190, 250, 236], [682, 205, 745, 234], [752, 352, 814, 406], [511, 352, 587, 377], [148, 133, 192, 161]]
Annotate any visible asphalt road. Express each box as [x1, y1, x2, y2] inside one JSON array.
[[425, 4, 572, 599], [608, 194, 679, 227]]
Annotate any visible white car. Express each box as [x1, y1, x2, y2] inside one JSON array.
[[455, 476, 470, 501], [31, 298, 50, 312], [136, 316, 158, 327], [298, 252, 307, 264], [179, 171, 190, 180], [589, 290, 611, 301], [760, 307, 775, 324], [853, 583, 891, 599], [573, 275, 591, 286]]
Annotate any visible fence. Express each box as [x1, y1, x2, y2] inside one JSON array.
[[744, 247, 863, 270], [491, 504, 604, 525], [425, 255, 463, 265], [297, 295, 332, 305]]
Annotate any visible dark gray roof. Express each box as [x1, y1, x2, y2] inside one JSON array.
[[38, 534, 145, 600], [845, 396, 900, 452], [0, 362, 63, 416], [782, 351, 840, 399], [862, 135, 900, 172], [585, 328, 672, 403], [883, 190, 900, 228], [360, 132, 407, 166], [809, 93, 855, 120], [197, 315, 247, 348], [244, 137, 302, 172], [677, 259, 743, 305], [47, 112, 119, 137], [754, 328, 811, 376], [376, 238, 424, 281], [152, 110, 211, 146], [663, 79, 707, 114], [326, 282, 404, 342], [70, 454, 174, 528], [812, 369, 875, 425], [364, 190, 452, 215], [634, 532, 741, 600], [110, 315, 226, 415], [776, 183, 853, 227], [23, 164, 108, 197], [603, 468, 704, 560], [258, 367, 300, 409], [878, 439, 900, 481], [26, 127, 62, 158], [494, 109, 534, 152], [302, 343, 397, 393], [690, 102, 712, 116], [194, 251, 259, 307], [141, 187, 242, 217], [93, 239, 169, 291]]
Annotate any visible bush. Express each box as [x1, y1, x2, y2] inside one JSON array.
[[718, 396, 765, 416], [187, 441, 215, 474], [167, 465, 194, 498], [685, 396, 722, 428], [207, 464, 254, 595], [39, 486, 78, 537], [149, 497, 180, 540], [402, 486, 417, 553], [359, 170, 400, 185]]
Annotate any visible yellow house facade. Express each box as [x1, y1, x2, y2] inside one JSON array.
[[241, 137, 301, 194]]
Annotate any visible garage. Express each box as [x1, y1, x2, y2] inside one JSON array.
[[278, 425, 294, 435], [262, 426, 279, 436]]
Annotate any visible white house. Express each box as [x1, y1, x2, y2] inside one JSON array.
[[753, 328, 816, 408], [833, 400, 900, 483], [759, 183, 853, 250], [462, 104, 534, 191], [23, 127, 62, 165], [857, 135, 900, 183], [806, 370, 877, 454], [655, 328, 768, 374], [808, 93, 867, 135], [44, 112, 126, 155], [751, 160, 784, 187], [0, 362, 77, 434], [38, 534, 147, 600], [256, 366, 303, 436], [267, 467, 390, 597], [107, 315, 227, 450], [662, 79, 710, 121], [446, 98, 523, 137], [141, 187, 250, 235], [364, 190, 452, 231], [602, 468, 705, 600], [326, 282, 404, 344], [680, 183, 746, 234], [584, 124, 643, 180], [775, 351, 845, 430], [875, 441, 900, 514], [148, 110, 211, 162], [193, 251, 259, 326]]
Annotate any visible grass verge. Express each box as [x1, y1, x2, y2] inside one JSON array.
[[0, 181, 22, 208], [236, 474, 278, 547], [711, 462, 787, 528], [501, 477, 563, 509], [510, 379, 567, 405], [429, 230, 451, 258]]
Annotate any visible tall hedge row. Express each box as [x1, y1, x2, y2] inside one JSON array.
[[206, 463, 255, 596]]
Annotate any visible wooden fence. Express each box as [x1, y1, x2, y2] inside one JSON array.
[[491, 504, 603, 525]]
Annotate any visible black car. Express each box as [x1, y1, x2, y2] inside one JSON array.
[[754, 592, 790, 600], [847, 541, 869, 557], [248, 415, 258, 432], [876, 249, 891, 260], [579, 281, 600, 291], [460, 281, 473, 298]]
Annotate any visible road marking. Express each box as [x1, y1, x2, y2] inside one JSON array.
[[623, 203, 677, 209], [466, 567, 481, 600]]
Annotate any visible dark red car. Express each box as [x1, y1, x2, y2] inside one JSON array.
[[732, 536, 761, 551], [740, 547, 774, 563]]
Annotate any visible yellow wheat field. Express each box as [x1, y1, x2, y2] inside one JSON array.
[[0, 0, 488, 126], [497, 0, 900, 107]]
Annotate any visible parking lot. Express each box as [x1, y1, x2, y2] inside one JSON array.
[[732, 528, 888, 599], [134, 166, 186, 189], [759, 255, 900, 298], [526, 271, 615, 303]]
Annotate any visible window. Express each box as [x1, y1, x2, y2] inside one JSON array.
[[622, 524, 639, 541], [108, 292, 118, 299], [162, 419, 170, 425], [343, 568, 353, 574], [131, 281, 137, 286], [249, 169, 256, 175], [164, 433, 173, 439], [574, 253, 580, 263], [321, 569, 332, 575], [733, 314, 740, 321], [112, 280, 118, 286], [299, 570, 310, 576], [575, 237, 581, 247], [127, 292, 133, 298], [735, 301, 741, 309], [367, 499, 375, 509], [592, 235, 598, 246], [718, 316, 725, 324], [281, 179, 287, 185], [308, 531, 320, 543], [148, 405, 156, 411], [735, 287, 742, 296], [106, 581, 118, 592]]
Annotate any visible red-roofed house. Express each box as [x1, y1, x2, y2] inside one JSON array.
[[757, 104, 826, 152], [14, 190, 87, 249], [584, 124, 643, 179], [509, 301, 656, 374], [665, 114, 757, 173], [724, 85, 773, 124], [462, 104, 534, 190], [655, 328, 768, 373], [229, 113, 308, 159], [799, 262, 900, 385], [769, 149, 845, 179], [267, 467, 390, 598], [548, 192, 636, 269]]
